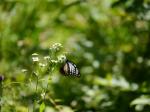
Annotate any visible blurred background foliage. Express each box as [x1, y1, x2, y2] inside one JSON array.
[[0, 0, 150, 112]]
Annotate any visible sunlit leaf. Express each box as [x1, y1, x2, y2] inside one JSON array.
[[40, 102, 45, 112]]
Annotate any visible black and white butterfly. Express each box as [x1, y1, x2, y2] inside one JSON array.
[[60, 60, 80, 77]]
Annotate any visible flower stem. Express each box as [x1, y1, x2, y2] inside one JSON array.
[[0, 76, 3, 112]]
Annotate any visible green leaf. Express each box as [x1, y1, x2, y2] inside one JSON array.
[[39, 102, 45, 112], [130, 95, 150, 106]]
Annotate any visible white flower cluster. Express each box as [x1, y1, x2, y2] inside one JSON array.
[[50, 43, 62, 52]]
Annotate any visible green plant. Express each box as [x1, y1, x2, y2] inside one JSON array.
[[28, 43, 67, 112], [1, 43, 68, 112]]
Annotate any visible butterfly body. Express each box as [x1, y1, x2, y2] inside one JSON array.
[[60, 60, 80, 77]]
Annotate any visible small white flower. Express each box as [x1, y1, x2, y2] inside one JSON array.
[[32, 53, 39, 56], [32, 53, 39, 62], [32, 57, 39, 62], [21, 69, 28, 73], [44, 56, 50, 60], [39, 63, 46, 67], [41, 92, 46, 99], [51, 60, 58, 64], [57, 55, 66, 63]]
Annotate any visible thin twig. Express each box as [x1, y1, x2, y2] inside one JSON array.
[[48, 96, 61, 111], [0, 80, 2, 111], [35, 76, 39, 92]]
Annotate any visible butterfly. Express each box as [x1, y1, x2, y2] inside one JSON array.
[[60, 60, 80, 77]]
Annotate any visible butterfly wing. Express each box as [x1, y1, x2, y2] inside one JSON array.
[[60, 63, 69, 75], [60, 60, 80, 77], [67, 61, 80, 76]]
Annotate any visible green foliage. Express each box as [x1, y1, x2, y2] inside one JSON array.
[[40, 102, 45, 112], [0, 0, 150, 112]]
